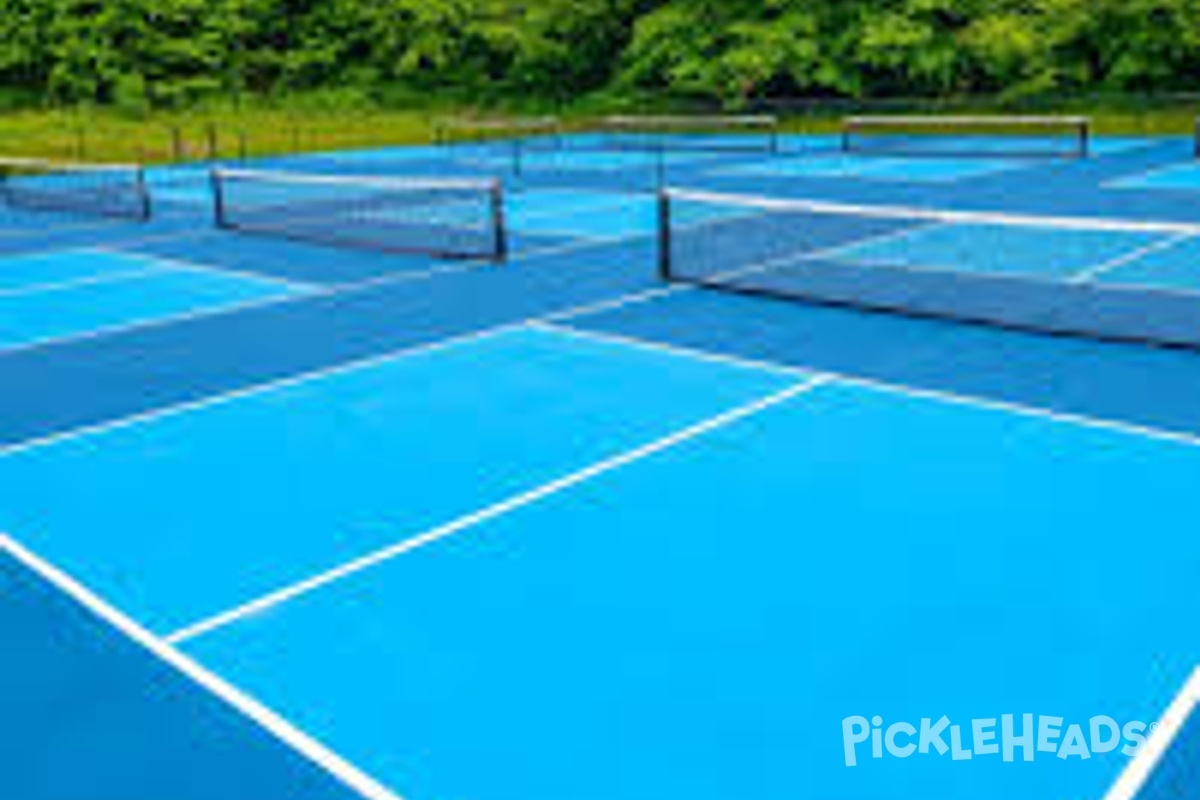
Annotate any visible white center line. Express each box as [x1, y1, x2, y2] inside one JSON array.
[[165, 375, 832, 644]]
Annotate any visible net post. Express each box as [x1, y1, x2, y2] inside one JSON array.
[[490, 180, 508, 264], [656, 188, 672, 282], [1078, 118, 1090, 159], [840, 119, 852, 153], [170, 125, 184, 162], [210, 169, 228, 228], [1194, 117, 1200, 159], [134, 165, 152, 221], [0, 161, 12, 205]]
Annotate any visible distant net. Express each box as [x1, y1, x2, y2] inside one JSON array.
[[0, 157, 151, 220], [212, 168, 507, 262], [842, 115, 1091, 158], [659, 187, 1200, 350], [587, 115, 780, 153], [434, 117, 563, 151]]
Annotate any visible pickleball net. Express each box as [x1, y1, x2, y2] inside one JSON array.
[[0, 157, 152, 221], [841, 115, 1091, 158], [211, 168, 508, 262], [434, 117, 563, 152], [658, 188, 1200, 349], [589, 115, 781, 154]]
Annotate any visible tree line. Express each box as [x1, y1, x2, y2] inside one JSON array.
[[1, 0, 1198, 111]]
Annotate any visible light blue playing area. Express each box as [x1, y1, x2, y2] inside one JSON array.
[[724, 154, 1020, 183], [4, 324, 1200, 800], [0, 249, 308, 351], [1110, 162, 1200, 192], [826, 222, 1164, 278], [4, 129, 1200, 800]]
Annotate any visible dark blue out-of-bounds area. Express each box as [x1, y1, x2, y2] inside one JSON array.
[[0, 542, 367, 800], [1135, 693, 1200, 800], [3, 131, 1200, 800]]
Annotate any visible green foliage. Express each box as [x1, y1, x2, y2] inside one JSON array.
[[1, 0, 1199, 109]]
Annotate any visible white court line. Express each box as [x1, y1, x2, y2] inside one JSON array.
[[1102, 160, 1200, 191], [0, 217, 221, 257], [0, 215, 144, 240], [0, 247, 683, 461], [0, 245, 317, 297], [0, 231, 521, 360], [0, 277, 318, 360], [87, 246, 316, 291], [713, 154, 1025, 186], [0, 533, 406, 800], [529, 321, 812, 380], [512, 191, 643, 223], [6, 186, 1200, 459], [0, 265, 167, 298], [1070, 231, 1196, 283], [0, 244, 180, 297], [1103, 666, 1200, 800], [7, 224, 1200, 464], [537, 321, 1200, 450], [0, 323, 526, 460], [669, 212, 945, 289], [165, 376, 831, 644], [516, 228, 651, 258], [516, 223, 653, 243], [111, 194, 649, 291], [166, 308, 1200, 646]]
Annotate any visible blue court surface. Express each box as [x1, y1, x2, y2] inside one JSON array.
[[1108, 162, 1200, 193], [721, 154, 1023, 183], [0, 249, 310, 352], [3, 129, 1200, 800]]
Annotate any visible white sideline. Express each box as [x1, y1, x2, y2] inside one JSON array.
[[1071, 231, 1196, 283], [1103, 666, 1200, 800], [0, 247, 316, 300], [1101, 160, 1200, 192], [0, 279, 316, 360], [538, 321, 1200, 450], [0, 533, 406, 800], [0, 322, 527, 460], [0, 238, 508, 360], [0, 265, 167, 298], [166, 318, 1200, 648], [528, 321, 812, 379], [165, 376, 831, 643], [0, 255, 692, 460], [87, 246, 315, 291]]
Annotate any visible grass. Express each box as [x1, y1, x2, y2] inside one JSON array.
[[0, 94, 1195, 164], [0, 106, 436, 164]]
